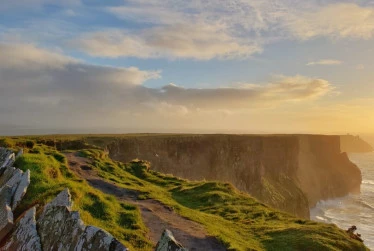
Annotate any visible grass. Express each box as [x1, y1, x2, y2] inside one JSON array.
[[75, 148, 368, 251], [2, 135, 369, 251], [13, 144, 152, 250]]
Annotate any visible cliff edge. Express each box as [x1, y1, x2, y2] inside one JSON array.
[[107, 134, 362, 218]]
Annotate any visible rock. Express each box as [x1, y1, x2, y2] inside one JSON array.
[[16, 149, 23, 159], [155, 229, 187, 251], [37, 189, 128, 251], [346, 225, 364, 243], [4, 169, 23, 208], [76, 226, 129, 251], [37, 192, 85, 251], [43, 188, 72, 210], [0, 152, 15, 169], [11, 170, 30, 210], [1, 207, 42, 251], [3, 169, 22, 192], [0, 166, 16, 187], [0, 186, 14, 242]]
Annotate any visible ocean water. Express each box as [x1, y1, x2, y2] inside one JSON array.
[[310, 152, 374, 249]]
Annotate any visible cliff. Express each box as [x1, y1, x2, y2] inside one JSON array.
[[340, 135, 373, 153], [0, 140, 368, 250], [107, 134, 362, 218]]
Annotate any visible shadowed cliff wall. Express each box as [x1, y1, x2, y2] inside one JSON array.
[[107, 135, 362, 218]]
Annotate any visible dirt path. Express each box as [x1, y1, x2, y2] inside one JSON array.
[[65, 152, 226, 251]]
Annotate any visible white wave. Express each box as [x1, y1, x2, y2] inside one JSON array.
[[315, 216, 327, 221], [362, 179, 374, 185], [312, 196, 348, 208], [357, 199, 374, 210]]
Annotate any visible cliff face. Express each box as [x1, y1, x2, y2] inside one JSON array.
[[297, 136, 362, 207], [340, 135, 373, 153], [107, 135, 362, 218]]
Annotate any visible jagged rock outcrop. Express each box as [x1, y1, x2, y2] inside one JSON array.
[[1, 207, 41, 251], [0, 186, 13, 241], [0, 148, 128, 251], [37, 189, 128, 251], [0, 148, 28, 242], [155, 229, 187, 251], [0, 148, 15, 169], [340, 135, 373, 153], [107, 134, 362, 218]]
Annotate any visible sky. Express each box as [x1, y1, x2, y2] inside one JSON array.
[[0, 0, 374, 135]]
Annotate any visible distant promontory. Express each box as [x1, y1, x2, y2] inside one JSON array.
[[340, 135, 374, 153]]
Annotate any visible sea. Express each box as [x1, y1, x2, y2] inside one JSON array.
[[310, 152, 374, 249]]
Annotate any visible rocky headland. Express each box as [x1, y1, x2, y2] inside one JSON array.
[[340, 135, 374, 153]]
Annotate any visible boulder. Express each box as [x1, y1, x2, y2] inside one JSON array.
[[1, 207, 42, 251], [155, 229, 187, 251]]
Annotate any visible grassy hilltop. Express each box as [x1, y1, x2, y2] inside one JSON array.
[[0, 135, 368, 251]]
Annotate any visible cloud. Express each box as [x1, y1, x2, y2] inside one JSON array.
[[156, 76, 333, 109], [71, 1, 374, 60], [0, 43, 335, 130], [108, 2, 374, 41], [0, 0, 80, 10], [0, 43, 77, 70], [3, 1, 374, 61], [72, 23, 262, 60], [284, 3, 374, 40], [306, 59, 343, 66], [0, 43, 160, 125]]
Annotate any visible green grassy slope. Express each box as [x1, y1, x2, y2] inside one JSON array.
[[1, 136, 368, 251]]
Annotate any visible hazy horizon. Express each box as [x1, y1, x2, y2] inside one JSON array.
[[1, 0, 374, 135]]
